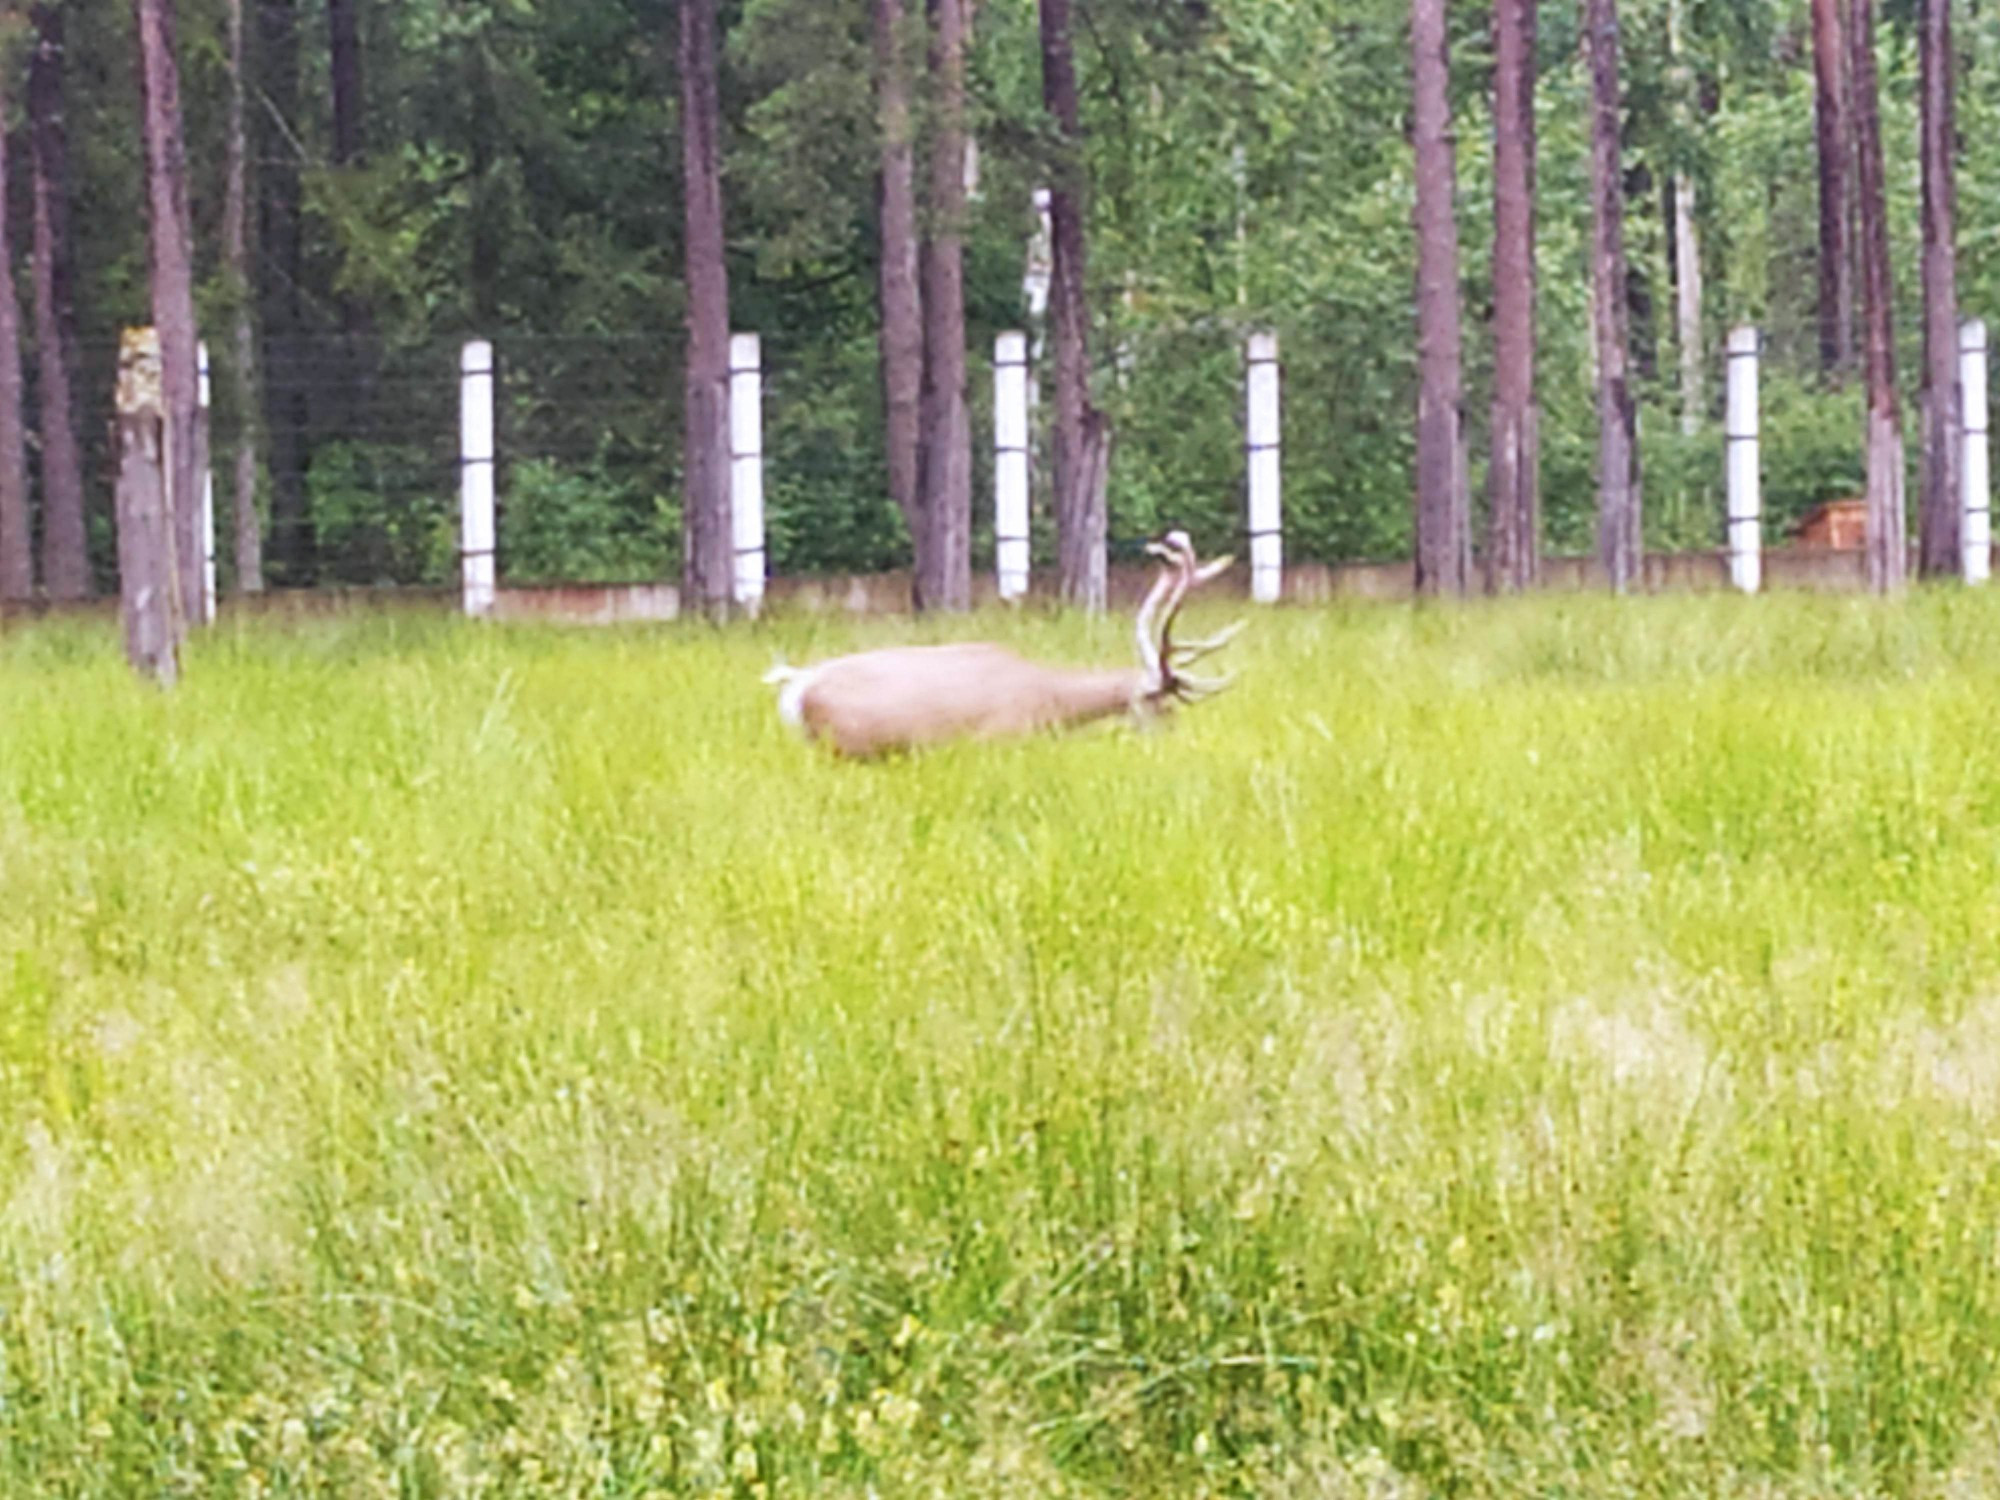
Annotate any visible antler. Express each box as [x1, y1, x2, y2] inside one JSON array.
[[1131, 543, 1185, 686], [1144, 530, 1242, 702]]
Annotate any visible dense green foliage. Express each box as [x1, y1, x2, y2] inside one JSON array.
[[8, 598, 2000, 1491], [14, 0, 2000, 579]]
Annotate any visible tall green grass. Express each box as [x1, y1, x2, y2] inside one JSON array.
[[6, 593, 2000, 1495]]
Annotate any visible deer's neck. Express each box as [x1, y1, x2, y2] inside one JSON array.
[[1037, 666, 1151, 729]]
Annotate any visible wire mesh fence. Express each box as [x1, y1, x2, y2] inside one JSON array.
[[42, 306, 1966, 606]]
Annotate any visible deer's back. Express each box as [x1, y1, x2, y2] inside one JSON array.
[[794, 643, 1122, 757]]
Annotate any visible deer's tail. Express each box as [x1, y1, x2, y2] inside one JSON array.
[[761, 658, 818, 731]]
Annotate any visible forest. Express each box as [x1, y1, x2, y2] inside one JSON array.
[[1, 0, 1996, 607]]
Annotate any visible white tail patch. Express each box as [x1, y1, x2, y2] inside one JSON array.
[[762, 661, 820, 731]]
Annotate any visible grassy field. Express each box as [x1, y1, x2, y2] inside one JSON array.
[[6, 591, 2000, 1496]]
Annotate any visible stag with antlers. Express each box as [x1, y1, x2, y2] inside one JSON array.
[[763, 531, 1242, 757]]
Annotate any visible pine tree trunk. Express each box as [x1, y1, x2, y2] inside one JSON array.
[[1918, 0, 1960, 578], [29, 4, 89, 600], [326, 0, 372, 430], [1412, 0, 1467, 597], [328, 0, 363, 167], [1487, 0, 1538, 594], [224, 0, 264, 592], [680, 0, 733, 617], [1851, 0, 1905, 591], [916, 0, 972, 613], [872, 0, 924, 552], [1673, 175, 1702, 434], [136, 0, 202, 638], [0, 61, 29, 603], [1042, 0, 1108, 612], [467, 44, 500, 327], [1669, 0, 1700, 433], [1587, 0, 1642, 592], [257, 0, 310, 583], [1811, 0, 1855, 377]]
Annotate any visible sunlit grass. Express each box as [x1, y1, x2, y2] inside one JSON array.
[[6, 591, 2000, 1495]]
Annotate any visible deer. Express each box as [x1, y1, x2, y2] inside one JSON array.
[[762, 531, 1242, 758]]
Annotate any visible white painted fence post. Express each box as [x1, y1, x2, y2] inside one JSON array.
[[1245, 331, 1282, 603], [197, 340, 216, 623], [995, 332, 1032, 599], [729, 333, 766, 614], [1725, 324, 1761, 594], [1962, 319, 1990, 585], [460, 339, 496, 617]]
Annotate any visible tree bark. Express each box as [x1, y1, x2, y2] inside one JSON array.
[[1666, 0, 1701, 434], [1586, 0, 1641, 592], [224, 0, 264, 592], [680, 0, 732, 616], [1666, 0, 1701, 435], [1412, 0, 1467, 596], [327, 0, 364, 168], [467, 41, 501, 327], [325, 0, 373, 430], [1851, 0, 1904, 591], [1811, 0, 1855, 377], [1487, 0, 1538, 594], [0, 62, 29, 602], [1918, 0, 1960, 577], [29, 4, 89, 600], [1673, 174, 1702, 434], [256, 0, 310, 583], [1042, 0, 1109, 611], [136, 0, 202, 636], [916, 0, 972, 612], [872, 0, 924, 551]]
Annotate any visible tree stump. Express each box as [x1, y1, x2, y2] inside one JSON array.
[[115, 326, 183, 687]]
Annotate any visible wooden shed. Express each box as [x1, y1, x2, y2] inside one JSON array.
[[1793, 498, 1868, 549]]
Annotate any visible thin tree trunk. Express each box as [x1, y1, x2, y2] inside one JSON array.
[[1487, 0, 1538, 594], [327, 0, 363, 167], [1587, 0, 1641, 592], [1851, 0, 1904, 591], [916, 0, 972, 612], [224, 0, 264, 592], [0, 62, 29, 602], [1811, 0, 1855, 377], [256, 0, 309, 583], [873, 0, 924, 550], [1918, 0, 1960, 577], [326, 0, 372, 431], [1042, 0, 1108, 611], [1673, 175, 1702, 434], [468, 43, 500, 326], [680, 0, 732, 617], [1667, 0, 1702, 436], [1412, 0, 1467, 596], [29, 4, 89, 600], [136, 0, 201, 638]]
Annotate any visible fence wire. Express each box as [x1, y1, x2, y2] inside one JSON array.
[[44, 309, 1924, 598]]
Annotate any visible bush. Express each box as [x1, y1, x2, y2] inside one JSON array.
[[499, 457, 675, 585], [306, 441, 457, 586]]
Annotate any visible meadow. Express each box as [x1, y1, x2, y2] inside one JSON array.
[[6, 591, 2000, 1496]]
